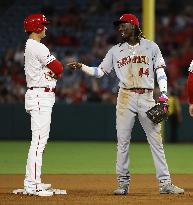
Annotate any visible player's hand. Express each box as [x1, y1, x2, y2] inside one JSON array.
[[159, 92, 168, 103], [67, 62, 82, 70], [189, 104, 193, 117], [159, 92, 169, 113]]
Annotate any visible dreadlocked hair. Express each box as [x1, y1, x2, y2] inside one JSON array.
[[134, 26, 145, 41], [27, 31, 33, 35], [118, 24, 145, 46]]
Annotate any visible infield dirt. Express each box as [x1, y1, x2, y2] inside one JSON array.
[[0, 174, 193, 205]]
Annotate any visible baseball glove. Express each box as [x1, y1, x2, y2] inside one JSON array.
[[146, 102, 169, 124], [67, 62, 82, 70]]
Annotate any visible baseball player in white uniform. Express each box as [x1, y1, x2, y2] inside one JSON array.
[[68, 14, 184, 195], [23, 14, 63, 196]]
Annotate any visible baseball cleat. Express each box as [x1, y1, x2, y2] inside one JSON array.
[[113, 184, 128, 195], [50, 188, 67, 195], [159, 183, 184, 194], [40, 183, 52, 190]]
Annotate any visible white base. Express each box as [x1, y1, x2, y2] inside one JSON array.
[[13, 188, 67, 195]]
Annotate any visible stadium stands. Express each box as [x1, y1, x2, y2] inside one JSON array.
[[0, 0, 192, 103]]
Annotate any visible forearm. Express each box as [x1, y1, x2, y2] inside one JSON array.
[[156, 67, 167, 93], [81, 64, 104, 78]]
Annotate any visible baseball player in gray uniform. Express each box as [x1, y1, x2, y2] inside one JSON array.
[[68, 13, 184, 195], [23, 14, 64, 196]]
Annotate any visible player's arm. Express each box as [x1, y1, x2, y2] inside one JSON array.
[[47, 59, 64, 79], [67, 49, 113, 78], [155, 67, 167, 95], [155, 67, 168, 104], [38, 45, 64, 79], [153, 43, 168, 102], [67, 62, 104, 78]]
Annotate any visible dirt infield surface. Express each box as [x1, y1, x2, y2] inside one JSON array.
[[0, 174, 193, 205]]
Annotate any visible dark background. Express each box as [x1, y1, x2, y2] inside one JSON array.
[[0, 0, 193, 142]]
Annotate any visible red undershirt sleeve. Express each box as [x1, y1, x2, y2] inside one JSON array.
[[187, 72, 193, 104]]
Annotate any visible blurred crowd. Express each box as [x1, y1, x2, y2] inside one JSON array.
[[0, 0, 193, 104]]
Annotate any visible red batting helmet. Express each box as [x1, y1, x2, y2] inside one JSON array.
[[113, 13, 139, 27], [24, 14, 49, 33]]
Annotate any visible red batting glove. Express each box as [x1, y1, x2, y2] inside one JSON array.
[[159, 93, 169, 113]]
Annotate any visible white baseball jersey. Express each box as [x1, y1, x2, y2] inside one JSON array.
[[188, 60, 193, 72], [24, 39, 56, 88], [99, 38, 165, 89]]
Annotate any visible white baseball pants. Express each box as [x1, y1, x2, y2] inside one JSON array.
[[24, 88, 55, 189]]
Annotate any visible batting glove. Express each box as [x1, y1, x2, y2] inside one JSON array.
[[159, 92, 169, 113]]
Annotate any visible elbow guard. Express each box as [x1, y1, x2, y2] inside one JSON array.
[[47, 59, 64, 75], [81, 64, 104, 78], [94, 67, 104, 78]]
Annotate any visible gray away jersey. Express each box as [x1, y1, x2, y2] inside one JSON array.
[[98, 38, 166, 89]]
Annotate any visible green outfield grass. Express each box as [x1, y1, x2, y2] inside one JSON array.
[[0, 141, 192, 174]]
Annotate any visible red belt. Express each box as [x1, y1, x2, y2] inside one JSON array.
[[123, 88, 153, 94], [28, 87, 56, 93]]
